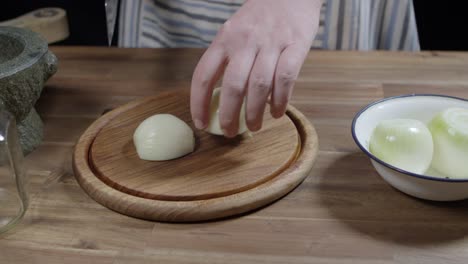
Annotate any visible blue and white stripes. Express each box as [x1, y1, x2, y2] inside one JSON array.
[[116, 0, 420, 51]]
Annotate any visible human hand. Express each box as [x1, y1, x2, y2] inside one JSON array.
[[190, 0, 322, 137]]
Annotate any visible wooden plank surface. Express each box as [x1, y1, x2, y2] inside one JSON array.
[[1, 47, 468, 263]]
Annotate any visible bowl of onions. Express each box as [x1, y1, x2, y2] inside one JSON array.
[[352, 94, 468, 201]]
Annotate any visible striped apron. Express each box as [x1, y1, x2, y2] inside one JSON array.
[[116, 0, 420, 51]]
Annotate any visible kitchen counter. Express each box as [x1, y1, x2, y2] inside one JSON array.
[[2, 47, 468, 263]]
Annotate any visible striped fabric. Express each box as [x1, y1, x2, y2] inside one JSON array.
[[116, 0, 419, 51]]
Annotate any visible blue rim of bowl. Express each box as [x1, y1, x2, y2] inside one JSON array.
[[351, 93, 468, 183]]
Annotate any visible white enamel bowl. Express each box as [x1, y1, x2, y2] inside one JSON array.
[[352, 94, 468, 201]]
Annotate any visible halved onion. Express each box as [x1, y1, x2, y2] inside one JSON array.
[[205, 87, 248, 136], [133, 114, 195, 161], [428, 107, 468, 179], [369, 119, 434, 174]]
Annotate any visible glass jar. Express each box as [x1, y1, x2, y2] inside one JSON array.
[[0, 110, 27, 234]]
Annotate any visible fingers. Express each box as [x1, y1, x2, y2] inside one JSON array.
[[271, 44, 308, 118], [192, 40, 308, 137], [245, 48, 279, 131], [219, 50, 256, 137], [190, 46, 226, 129]]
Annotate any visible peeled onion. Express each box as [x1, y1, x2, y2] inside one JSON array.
[[428, 107, 468, 178], [205, 87, 248, 136], [133, 114, 195, 161], [369, 118, 434, 174]]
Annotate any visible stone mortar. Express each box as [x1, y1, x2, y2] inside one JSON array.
[[0, 26, 57, 154]]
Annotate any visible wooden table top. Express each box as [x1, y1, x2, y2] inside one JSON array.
[[2, 47, 468, 264]]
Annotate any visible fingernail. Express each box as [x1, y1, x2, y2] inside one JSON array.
[[222, 128, 235, 138], [194, 119, 205, 129], [250, 123, 261, 132], [271, 108, 284, 119]]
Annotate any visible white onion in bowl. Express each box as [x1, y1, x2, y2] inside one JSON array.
[[369, 118, 434, 174], [428, 108, 468, 179]]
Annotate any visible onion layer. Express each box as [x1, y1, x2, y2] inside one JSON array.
[[428, 108, 468, 178], [369, 118, 433, 174]]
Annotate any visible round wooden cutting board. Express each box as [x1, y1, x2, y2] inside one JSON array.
[[73, 89, 319, 222]]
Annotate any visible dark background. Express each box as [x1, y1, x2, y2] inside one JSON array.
[[413, 0, 468, 51], [0, 0, 111, 46], [1, 0, 467, 50]]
